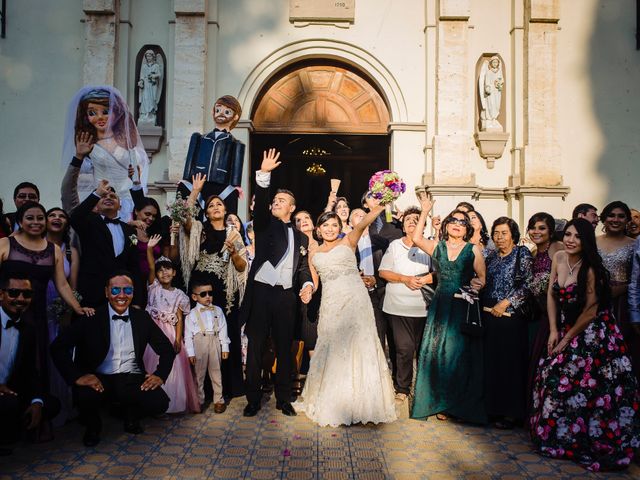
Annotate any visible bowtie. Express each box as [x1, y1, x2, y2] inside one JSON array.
[[112, 314, 129, 322], [285, 222, 293, 229], [5, 319, 22, 330], [213, 128, 228, 134], [199, 306, 216, 312], [104, 216, 121, 225]]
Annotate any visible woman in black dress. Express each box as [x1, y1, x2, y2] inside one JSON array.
[[182, 174, 248, 401]]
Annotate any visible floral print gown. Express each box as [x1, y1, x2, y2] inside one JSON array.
[[530, 283, 640, 471]]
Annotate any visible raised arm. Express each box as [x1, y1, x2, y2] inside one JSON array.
[[345, 204, 385, 248], [146, 234, 162, 285], [253, 149, 281, 232], [412, 197, 437, 256], [183, 173, 206, 235]]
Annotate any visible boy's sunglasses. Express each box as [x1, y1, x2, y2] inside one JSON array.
[[3, 288, 34, 299], [195, 291, 213, 298], [110, 286, 134, 296]]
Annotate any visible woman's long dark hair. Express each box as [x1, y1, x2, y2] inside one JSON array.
[[473, 210, 490, 246], [134, 197, 162, 236], [46, 207, 72, 247], [441, 210, 472, 242], [225, 213, 247, 246], [565, 218, 611, 310], [0, 199, 10, 237], [316, 211, 343, 231]]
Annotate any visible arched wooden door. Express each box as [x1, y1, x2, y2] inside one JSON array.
[[250, 62, 391, 217]]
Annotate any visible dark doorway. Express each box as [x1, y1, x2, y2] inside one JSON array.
[[250, 133, 389, 220]]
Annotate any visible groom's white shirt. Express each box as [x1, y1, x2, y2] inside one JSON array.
[[254, 170, 295, 289]]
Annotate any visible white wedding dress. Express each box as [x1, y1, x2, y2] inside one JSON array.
[[295, 244, 397, 427]]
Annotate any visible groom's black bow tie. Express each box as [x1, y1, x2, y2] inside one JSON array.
[[104, 216, 121, 225], [112, 314, 129, 322], [5, 318, 22, 330], [285, 222, 293, 229]]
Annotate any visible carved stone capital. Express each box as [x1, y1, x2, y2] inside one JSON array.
[[438, 0, 471, 20], [174, 0, 207, 16], [529, 0, 560, 23], [138, 125, 164, 158]]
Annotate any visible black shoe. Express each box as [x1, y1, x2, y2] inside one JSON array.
[[243, 402, 261, 417], [82, 429, 101, 447], [276, 401, 297, 416], [124, 420, 144, 435]]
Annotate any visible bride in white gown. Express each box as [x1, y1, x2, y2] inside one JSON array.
[[294, 205, 397, 427]]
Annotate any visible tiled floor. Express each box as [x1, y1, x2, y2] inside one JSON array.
[[1, 398, 639, 479]]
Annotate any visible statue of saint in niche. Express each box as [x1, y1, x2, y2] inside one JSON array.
[[137, 49, 164, 126], [478, 56, 504, 131]]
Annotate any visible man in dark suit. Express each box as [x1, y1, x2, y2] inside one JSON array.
[[50, 271, 175, 446], [6, 182, 40, 232], [240, 149, 314, 417], [0, 272, 60, 455], [69, 179, 143, 308], [179, 95, 245, 215]]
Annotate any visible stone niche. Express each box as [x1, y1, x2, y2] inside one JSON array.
[[473, 53, 509, 169], [134, 45, 167, 157]]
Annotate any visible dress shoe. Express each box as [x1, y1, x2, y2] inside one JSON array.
[[243, 402, 261, 417], [276, 401, 297, 416], [124, 420, 144, 435], [82, 429, 101, 447], [213, 402, 227, 414]]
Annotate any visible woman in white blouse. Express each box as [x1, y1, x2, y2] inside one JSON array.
[[379, 206, 434, 401]]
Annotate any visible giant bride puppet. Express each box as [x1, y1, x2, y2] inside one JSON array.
[[62, 86, 149, 220]]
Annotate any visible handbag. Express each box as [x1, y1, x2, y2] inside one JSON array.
[[457, 286, 483, 336], [418, 272, 437, 306]]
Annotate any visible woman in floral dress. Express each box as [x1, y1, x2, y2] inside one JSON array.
[[530, 218, 640, 471]]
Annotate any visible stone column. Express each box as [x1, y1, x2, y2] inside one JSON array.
[[522, 0, 561, 186], [168, 0, 209, 182], [82, 0, 119, 85], [431, 0, 474, 186]]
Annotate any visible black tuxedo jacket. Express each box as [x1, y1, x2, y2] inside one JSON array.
[[50, 305, 175, 384], [1, 317, 43, 403], [182, 131, 245, 187], [239, 175, 312, 325], [70, 193, 143, 307]]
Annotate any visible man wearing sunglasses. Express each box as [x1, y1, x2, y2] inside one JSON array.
[[0, 272, 60, 455], [51, 271, 175, 447]]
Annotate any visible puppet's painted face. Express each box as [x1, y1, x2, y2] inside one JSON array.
[[213, 102, 238, 130], [87, 102, 110, 135]]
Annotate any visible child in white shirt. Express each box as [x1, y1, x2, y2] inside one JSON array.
[[184, 279, 230, 413]]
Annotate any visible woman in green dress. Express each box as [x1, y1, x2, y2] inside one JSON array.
[[410, 197, 487, 423]]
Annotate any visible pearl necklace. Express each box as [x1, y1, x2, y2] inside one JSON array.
[[567, 257, 583, 276]]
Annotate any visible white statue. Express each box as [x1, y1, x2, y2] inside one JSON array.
[[137, 49, 163, 126], [478, 56, 504, 131]]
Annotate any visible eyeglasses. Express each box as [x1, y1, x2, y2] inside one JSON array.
[[195, 291, 213, 298], [449, 218, 469, 226], [110, 286, 134, 296], [16, 193, 38, 200], [2, 288, 34, 299]]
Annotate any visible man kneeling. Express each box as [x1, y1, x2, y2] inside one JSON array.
[[51, 270, 175, 446]]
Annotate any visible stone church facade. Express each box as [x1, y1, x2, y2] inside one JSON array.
[[0, 0, 638, 225]]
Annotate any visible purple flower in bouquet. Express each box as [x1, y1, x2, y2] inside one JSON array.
[[368, 170, 406, 222]]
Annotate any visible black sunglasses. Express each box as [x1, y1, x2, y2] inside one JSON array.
[[195, 290, 213, 298], [449, 218, 469, 226], [3, 288, 34, 299]]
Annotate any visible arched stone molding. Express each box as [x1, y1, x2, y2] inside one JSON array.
[[236, 39, 408, 124]]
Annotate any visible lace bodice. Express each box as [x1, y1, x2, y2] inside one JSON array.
[[599, 243, 634, 284], [312, 244, 361, 283]]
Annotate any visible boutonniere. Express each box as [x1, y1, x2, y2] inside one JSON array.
[[129, 234, 138, 246], [299, 246, 307, 256]]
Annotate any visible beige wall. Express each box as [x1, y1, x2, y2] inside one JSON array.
[[0, 0, 638, 226]]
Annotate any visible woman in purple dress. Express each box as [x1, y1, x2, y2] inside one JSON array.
[[530, 218, 640, 471]]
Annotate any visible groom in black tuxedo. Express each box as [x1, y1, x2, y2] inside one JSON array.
[[240, 149, 314, 417], [69, 179, 143, 308], [51, 271, 175, 446]]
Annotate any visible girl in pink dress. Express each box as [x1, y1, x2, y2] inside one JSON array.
[[143, 235, 200, 413]]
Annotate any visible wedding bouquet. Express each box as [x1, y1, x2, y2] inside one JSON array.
[[167, 193, 200, 245], [368, 170, 406, 222], [48, 290, 82, 329]]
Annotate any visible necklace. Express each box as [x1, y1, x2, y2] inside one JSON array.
[[446, 240, 464, 250], [567, 257, 583, 276]]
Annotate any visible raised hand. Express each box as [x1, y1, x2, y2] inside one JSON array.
[[260, 148, 281, 173], [75, 131, 94, 158], [95, 179, 111, 197], [419, 196, 435, 215], [191, 173, 207, 193], [128, 164, 142, 184], [147, 234, 162, 249]]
